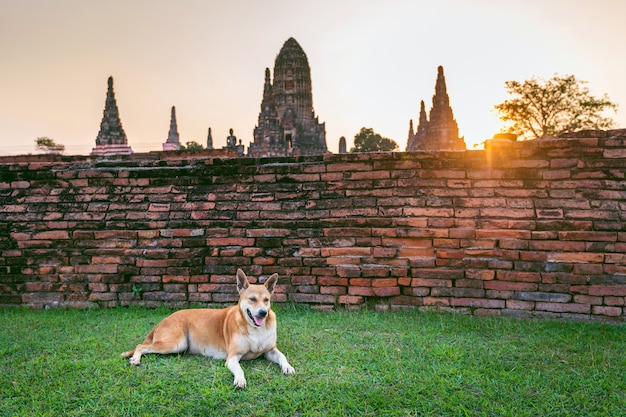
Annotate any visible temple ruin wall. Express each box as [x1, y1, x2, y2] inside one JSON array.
[[1, 133, 625, 321]]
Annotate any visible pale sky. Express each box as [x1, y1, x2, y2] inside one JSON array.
[[1, 0, 625, 156]]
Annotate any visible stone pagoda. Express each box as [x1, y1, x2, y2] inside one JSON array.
[[248, 38, 327, 158], [162, 106, 181, 151], [406, 66, 465, 151], [91, 76, 133, 156]]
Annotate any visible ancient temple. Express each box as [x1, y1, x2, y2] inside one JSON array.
[[162, 106, 180, 151], [406, 66, 465, 151], [248, 38, 327, 157], [91, 76, 133, 156]]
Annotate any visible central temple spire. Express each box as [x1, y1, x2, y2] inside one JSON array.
[[248, 37, 327, 157]]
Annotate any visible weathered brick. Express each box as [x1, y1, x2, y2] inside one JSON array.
[[515, 292, 571, 303], [535, 302, 590, 314], [338, 295, 364, 305], [588, 285, 626, 296], [373, 286, 401, 297], [592, 306, 622, 316], [451, 298, 505, 309]]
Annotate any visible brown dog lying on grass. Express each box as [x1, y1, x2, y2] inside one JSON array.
[[121, 269, 295, 388]]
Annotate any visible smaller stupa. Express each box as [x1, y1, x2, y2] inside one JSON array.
[[91, 76, 133, 156], [206, 127, 213, 150], [162, 106, 180, 151]]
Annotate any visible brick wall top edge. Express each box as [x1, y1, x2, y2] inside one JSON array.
[[1, 130, 624, 168]]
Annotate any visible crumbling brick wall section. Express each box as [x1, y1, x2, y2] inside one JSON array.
[[1, 132, 625, 321]]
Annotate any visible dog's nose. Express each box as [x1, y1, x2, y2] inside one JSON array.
[[258, 309, 267, 318]]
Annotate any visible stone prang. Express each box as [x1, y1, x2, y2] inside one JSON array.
[[91, 76, 133, 156], [248, 38, 327, 157], [407, 66, 466, 151]]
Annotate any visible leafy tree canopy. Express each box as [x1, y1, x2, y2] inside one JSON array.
[[350, 127, 398, 153], [35, 137, 65, 154], [180, 141, 204, 151], [493, 74, 618, 140]]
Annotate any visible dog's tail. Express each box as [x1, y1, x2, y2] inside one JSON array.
[[120, 330, 155, 358]]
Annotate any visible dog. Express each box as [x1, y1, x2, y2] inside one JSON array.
[[121, 269, 295, 388]]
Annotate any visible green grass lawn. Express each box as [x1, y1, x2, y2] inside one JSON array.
[[1, 306, 624, 417]]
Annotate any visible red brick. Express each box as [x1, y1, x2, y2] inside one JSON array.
[[149, 203, 170, 212], [322, 247, 372, 257], [592, 306, 623, 317], [535, 302, 590, 314], [337, 266, 361, 277], [206, 237, 255, 246], [32, 230, 70, 240], [588, 285, 626, 296], [398, 277, 411, 286], [75, 264, 118, 274], [371, 278, 397, 287], [451, 298, 505, 309], [506, 300, 534, 310], [404, 207, 454, 217], [466, 270, 495, 280], [289, 294, 335, 304], [423, 297, 450, 306], [496, 271, 541, 283], [163, 275, 190, 283], [398, 248, 435, 258], [484, 281, 538, 291], [320, 286, 346, 295], [318, 277, 348, 286], [349, 278, 371, 287], [348, 286, 375, 296], [408, 279, 449, 290], [373, 287, 400, 297], [604, 297, 625, 306], [573, 295, 602, 305], [338, 295, 364, 305]]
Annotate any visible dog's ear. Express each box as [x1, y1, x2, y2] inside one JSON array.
[[264, 273, 279, 294], [236, 269, 249, 293]]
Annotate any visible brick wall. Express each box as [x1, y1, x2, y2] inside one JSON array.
[[1, 132, 625, 321]]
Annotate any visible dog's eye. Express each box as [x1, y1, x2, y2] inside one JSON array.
[[249, 297, 257, 302], [264, 298, 269, 303]]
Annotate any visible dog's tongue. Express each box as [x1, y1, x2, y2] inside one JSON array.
[[253, 316, 265, 327]]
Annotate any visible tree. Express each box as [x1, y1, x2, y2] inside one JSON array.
[[493, 74, 617, 140], [350, 127, 398, 153], [179, 141, 204, 151], [35, 137, 65, 154]]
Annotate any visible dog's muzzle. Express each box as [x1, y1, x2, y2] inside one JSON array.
[[247, 308, 267, 327]]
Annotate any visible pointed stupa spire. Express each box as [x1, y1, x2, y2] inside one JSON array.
[[91, 76, 133, 156], [162, 106, 181, 151], [417, 100, 428, 137], [206, 127, 213, 150], [430, 66, 452, 122], [166, 106, 180, 144], [95, 76, 128, 146]]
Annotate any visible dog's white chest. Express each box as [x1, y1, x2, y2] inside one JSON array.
[[240, 329, 276, 358]]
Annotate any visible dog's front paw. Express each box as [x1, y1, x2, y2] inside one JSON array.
[[233, 376, 247, 389], [128, 357, 141, 366], [282, 363, 295, 375]]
